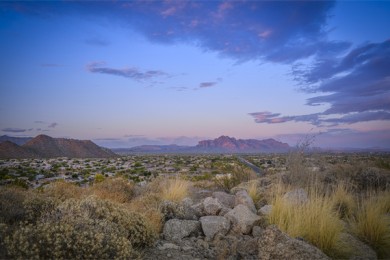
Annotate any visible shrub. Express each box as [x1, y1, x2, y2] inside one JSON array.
[[161, 178, 190, 202], [95, 173, 105, 183], [352, 193, 390, 258], [214, 165, 255, 191], [42, 180, 84, 201], [129, 193, 164, 233], [4, 196, 156, 259], [0, 187, 28, 224], [92, 177, 135, 203]]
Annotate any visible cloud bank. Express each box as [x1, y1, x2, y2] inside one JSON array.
[[250, 40, 390, 127]]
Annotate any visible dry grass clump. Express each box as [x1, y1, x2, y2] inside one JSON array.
[[4, 196, 156, 259], [42, 180, 84, 201], [129, 193, 164, 233], [331, 182, 356, 219], [246, 181, 262, 205], [352, 192, 390, 258], [161, 177, 190, 202], [268, 184, 345, 257], [92, 177, 135, 203]]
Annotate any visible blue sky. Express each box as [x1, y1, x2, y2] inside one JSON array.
[[0, 1, 389, 148]]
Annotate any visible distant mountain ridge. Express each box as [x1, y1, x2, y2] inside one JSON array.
[[0, 135, 32, 146], [0, 135, 116, 159], [196, 135, 290, 152], [114, 135, 290, 154]]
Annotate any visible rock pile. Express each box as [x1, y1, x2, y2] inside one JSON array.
[[143, 188, 332, 259]]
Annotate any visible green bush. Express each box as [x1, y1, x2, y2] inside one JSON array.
[[0, 187, 28, 224], [4, 196, 156, 259]]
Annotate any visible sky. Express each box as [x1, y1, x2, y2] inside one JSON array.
[[0, 1, 390, 149]]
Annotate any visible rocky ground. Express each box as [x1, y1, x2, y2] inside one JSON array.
[[140, 182, 377, 260]]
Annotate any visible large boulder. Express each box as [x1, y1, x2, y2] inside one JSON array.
[[163, 219, 201, 242], [200, 216, 230, 239], [225, 204, 260, 235], [235, 190, 257, 213], [258, 205, 273, 216], [283, 188, 308, 205], [203, 197, 223, 215], [161, 201, 199, 220], [258, 225, 330, 260], [212, 191, 235, 208]]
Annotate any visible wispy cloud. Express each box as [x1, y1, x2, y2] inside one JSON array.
[[199, 82, 218, 88], [48, 122, 58, 128], [277, 128, 390, 149], [40, 63, 62, 67], [34, 121, 45, 124], [85, 36, 110, 47], [1, 128, 27, 133], [86, 61, 170, 81]]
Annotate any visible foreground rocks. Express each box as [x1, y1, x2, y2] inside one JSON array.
[[152, 188, 377, 260], [163, 219, 201, 242], [258, 225, 330, 260]]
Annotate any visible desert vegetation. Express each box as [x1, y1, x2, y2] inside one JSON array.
[[0, 152, 389, 259]]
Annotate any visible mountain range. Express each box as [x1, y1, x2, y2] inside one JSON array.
[[0, 135, 117, 159], [114, 135, 290, 154]]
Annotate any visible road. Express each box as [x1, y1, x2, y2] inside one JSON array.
[[237, 156, 264, 177]]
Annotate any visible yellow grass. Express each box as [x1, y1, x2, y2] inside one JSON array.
[[128, 193, 163, 233], [247, 181, 261, 205], [268, 184, 345, 257], [161, 178, 190, 202], [352, 193, 390, 258], [331, 182, 356, 219]]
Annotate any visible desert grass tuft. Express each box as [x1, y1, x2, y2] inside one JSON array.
[[247, 181, 261, 205], [331, 182, 356, 219], [351, 192, 390, 258], [161, 177, 190, 202], [128, 193, 164, 233], [268, 183, 345, 257]]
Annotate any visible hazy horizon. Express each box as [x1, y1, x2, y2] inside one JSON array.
[[1, 1, 389, 149]]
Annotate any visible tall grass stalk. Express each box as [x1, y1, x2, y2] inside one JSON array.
[[161, 178, 190, 202]]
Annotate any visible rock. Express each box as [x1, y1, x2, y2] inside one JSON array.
[[163, 219, 202, 242], [200, 216, 231, 239], [181, 197, 194, 207], [218, 206, 231, 216], [339, 232, 377, 260], [224, 204, 260, 234], [252, 226, 263, 237], [258, 225, 330, 260], [237, 235, 259, 258], [203, 197, 223, 215], [213, 234, 239, 259], [158, 243, 180, 250], [283, 188, 308, 205], [161, 201, 198, 220], [258, 204, 273, 215], [191, 202, 205, 217], [212, 191, 235, 208], [181, 246, 193, 252], [235, 190, 257, 213]]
